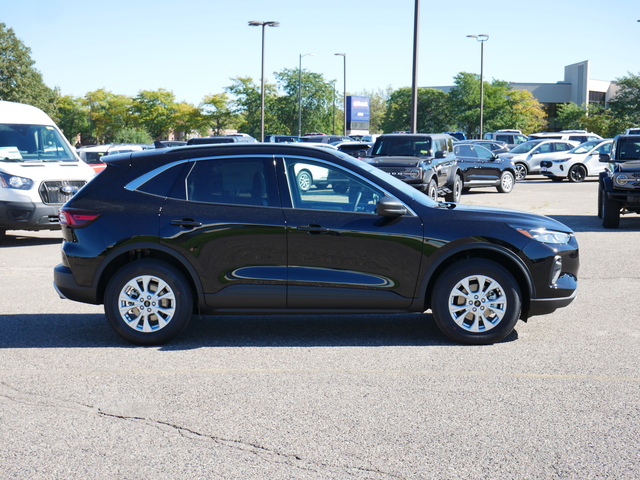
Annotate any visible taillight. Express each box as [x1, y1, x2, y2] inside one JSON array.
[[59, 207, 101, 227]]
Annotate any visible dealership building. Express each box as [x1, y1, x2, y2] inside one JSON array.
[[432, 60, 619, 129]]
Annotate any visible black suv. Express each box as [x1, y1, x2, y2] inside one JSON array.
[[598, 135, 640, 228], [366, 134, 462, 202], [54, 143, 579, 346]]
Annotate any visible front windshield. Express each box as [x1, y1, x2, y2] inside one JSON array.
[[0, 124, 78, 162], [570, 140, 599, 154], [509, 140, 541, 154], [373, 137, 432, 157]]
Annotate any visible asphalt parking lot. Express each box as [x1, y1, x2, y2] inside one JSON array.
[[0, 176, 638, 479]]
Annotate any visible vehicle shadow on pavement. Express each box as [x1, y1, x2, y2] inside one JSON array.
[[0, 313, 519, 349], [0, 234, 61, 247]]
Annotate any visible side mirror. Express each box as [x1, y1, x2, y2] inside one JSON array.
[[434, 150, 446, 159], [376, 196, 407, 217], [490, 154, 498, 161], [599, 153, 611, 163]]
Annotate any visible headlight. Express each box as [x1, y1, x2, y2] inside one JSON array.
[[407, 169, 421, 179], [552, 158, 570, 163], [511, 225, 571, 244], [0, 172, 34, 190], [614, 174, 629, 186]]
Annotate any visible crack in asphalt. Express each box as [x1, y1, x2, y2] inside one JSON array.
[[1, 382, 404, 479]]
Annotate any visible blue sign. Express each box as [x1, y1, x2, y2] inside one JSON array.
[[347, 96, 370, 123]]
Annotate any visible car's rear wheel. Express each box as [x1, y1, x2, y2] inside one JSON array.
[[104, 260, 193, 345], [444, 174, 462, 202], [431, 259, 521, 345], [514, 163, 528, 181], [296, 170, 313, 192], [597, 184, 603, 218], [496, 171, 515, 193], [601, 191, 620, 229], [568, 164, 587, 183]]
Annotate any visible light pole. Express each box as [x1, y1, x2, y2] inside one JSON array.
[[298, 53, 314, 137], [411, 0, 420, 134], [467, 34, 489, 139], [248, 20, 279, 142], [334, 53, 347, 136]]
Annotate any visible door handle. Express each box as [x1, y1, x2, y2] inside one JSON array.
[[297, 225, 330, 234], [171, 219, 203, 229]]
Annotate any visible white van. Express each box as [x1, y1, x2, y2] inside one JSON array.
[[0, 101, 95, 240]]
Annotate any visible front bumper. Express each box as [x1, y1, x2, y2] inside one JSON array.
[[0, 200, 62, 231]]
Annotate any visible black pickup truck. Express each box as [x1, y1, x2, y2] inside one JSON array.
[[598, 134, 640, 228], [366, 133, 462, 202]]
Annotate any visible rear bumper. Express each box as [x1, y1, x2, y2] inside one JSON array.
[[53, 263, 100, 305]]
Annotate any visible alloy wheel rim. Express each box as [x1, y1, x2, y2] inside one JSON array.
[[447, 274, 507, 332], [118, 275, 176, 332]]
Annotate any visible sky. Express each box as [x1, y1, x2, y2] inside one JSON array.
[[3, 0, 639, 106]]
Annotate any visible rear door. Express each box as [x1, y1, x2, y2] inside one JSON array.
[[157, 155, 287, 308]]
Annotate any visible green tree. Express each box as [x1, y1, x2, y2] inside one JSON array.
[[200, 93, 237, 135], [85, 89, 133, 143], [609, 72, 640, 128], [555, 102, 586, 130], [225, 76, 279, 138], [131, 89, 177, 140], [112, 127, 153, 144], [0, 23, 58, 115], [56, 95, 91, 145], [274, 68, 336, 135], [381, 87, 453, 133]]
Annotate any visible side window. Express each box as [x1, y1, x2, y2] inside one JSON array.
[[184, 157, 275, 206], [537, 143, 552, 154], [597, 143, 612, 154], [285, 158, 383, 214], [554, 143, 572, 152]]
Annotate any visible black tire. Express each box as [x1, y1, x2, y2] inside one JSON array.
[[514, 163, 528, 181], [0, 229, 6, 243], [496, 171, 515, 193], [104, 260, 194, 345], [444, 174, 462, 202], [568, 164, 587, 183], [597, 184, 603, 219], [601, 192, 620, 229], [296, 170, 313, 192], [424, 178, 438, 201], [431, 259, 521, 345]]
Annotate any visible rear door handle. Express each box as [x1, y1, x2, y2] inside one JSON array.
[[171, 219, 203, 229]]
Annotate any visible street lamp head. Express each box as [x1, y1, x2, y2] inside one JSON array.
[[248, 20, 280, 27], [334, 53, 346, 57], [467, 34, 489, 42]]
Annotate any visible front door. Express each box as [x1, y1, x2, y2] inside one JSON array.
[[280, 157, 424, 310]]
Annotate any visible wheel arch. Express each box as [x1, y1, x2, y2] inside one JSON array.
[[421, 245, 534, 319], [94, 242, 203, 308]]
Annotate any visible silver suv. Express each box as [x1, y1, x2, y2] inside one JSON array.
[[483, 129, 529, 149]]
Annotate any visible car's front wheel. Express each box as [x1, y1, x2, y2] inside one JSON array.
[[424, 178, 438, 201], [568, 164, 587, 183], [104, 260, 194, 345], [444, 174, 462, 202], [496, 171, 515, 193], [601, 190, 620, 229], [430, 259, 521, 345], [514, 163, 528, 181]]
